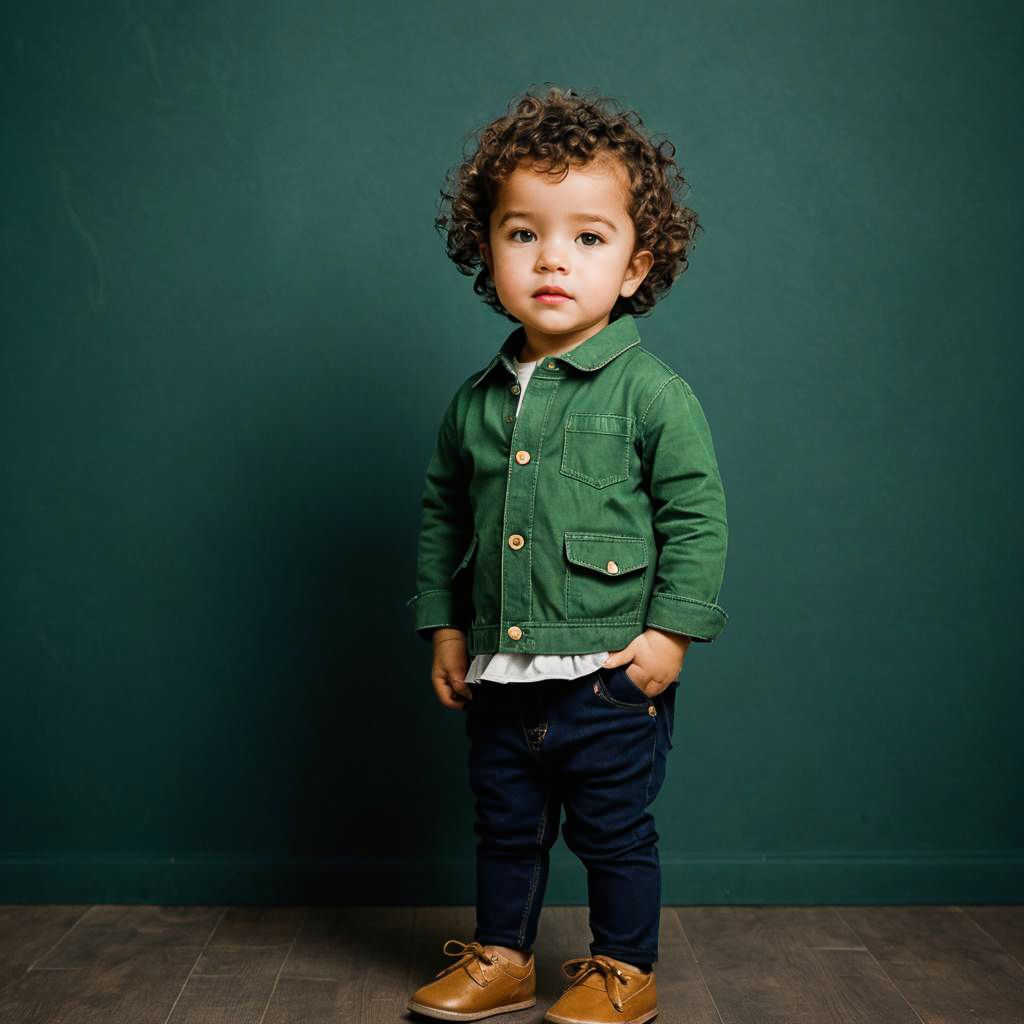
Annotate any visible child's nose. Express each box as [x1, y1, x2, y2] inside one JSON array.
[[536, 243, 570, 273]]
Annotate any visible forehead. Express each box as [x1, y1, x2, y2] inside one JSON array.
[[492, 156, 631, 219]]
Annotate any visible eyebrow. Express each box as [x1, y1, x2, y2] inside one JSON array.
[[496, 210, 619, 233]]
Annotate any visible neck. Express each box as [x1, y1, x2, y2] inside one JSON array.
[[519, 315, 611, 362]]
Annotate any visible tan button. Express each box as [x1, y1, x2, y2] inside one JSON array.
[[515, 450, 531, 464], [505, 415, 514, 423], [507, 625, 523, 640], [546, 360, 556, 369], [648, 705, 657, 716], [508, 534, 525, 549], [607, 560, 619, 574], [510, 383, 521, 394]]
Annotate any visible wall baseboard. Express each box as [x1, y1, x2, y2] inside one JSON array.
[[1, 850, 1021, 904]]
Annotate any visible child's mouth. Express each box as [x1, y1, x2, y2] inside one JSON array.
[[534, 293, 572, 304]]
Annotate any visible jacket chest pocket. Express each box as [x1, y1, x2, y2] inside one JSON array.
[[560, 412, 634, 489], [564, 532, 649, 621]]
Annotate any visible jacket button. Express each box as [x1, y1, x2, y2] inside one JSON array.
[[507, 625, 523, 640], [648, 705, 657, 716], [510, 383, 521, 394], [607, 560, 619, 574], [546, 360, 556, 369], [508, 534, 525, 549], [515, 450, 531, 464]]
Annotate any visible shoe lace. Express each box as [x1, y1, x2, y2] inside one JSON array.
[[560, 955, 631, 1012], [435, 939, 496, 978]]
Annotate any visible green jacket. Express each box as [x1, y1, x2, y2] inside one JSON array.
[[407, 313, 729, 658]]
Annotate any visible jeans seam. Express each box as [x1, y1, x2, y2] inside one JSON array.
[[633, 718, 659, 843], [517, 794, 550, 947]]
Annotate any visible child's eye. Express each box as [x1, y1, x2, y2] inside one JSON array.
[[506, 229, 604, 246]]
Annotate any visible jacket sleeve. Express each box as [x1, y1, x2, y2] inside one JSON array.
[[406, 387, 476, 642], [639, 375, 729, 642]]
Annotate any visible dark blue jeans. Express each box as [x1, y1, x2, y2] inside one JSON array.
[[464, 665, 679, 968]]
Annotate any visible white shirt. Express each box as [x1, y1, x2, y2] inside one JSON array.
[[466, 352, 609, 685]]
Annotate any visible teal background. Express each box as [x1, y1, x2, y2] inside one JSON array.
[[2, 0, 1021, 904]]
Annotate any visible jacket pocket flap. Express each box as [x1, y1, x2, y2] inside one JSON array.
[[564, 532, 649, 576], [449, 533, 479, 579]]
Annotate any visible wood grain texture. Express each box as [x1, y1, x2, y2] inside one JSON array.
[[0, 903, 1020, 1023], [838, 905, 1024, 1024]]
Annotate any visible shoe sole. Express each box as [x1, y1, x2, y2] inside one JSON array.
[[543, 1008, 657, 1024], [407, 996, 537, 1021]]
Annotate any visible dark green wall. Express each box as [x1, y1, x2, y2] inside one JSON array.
[[2, 0, 1021, 904]]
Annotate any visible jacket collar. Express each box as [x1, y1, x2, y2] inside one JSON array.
[[471, 314, 640, 388]]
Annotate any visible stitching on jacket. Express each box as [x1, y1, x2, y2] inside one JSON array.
[[639, 372, 722, 472], [474, 621, 646, 631], [560, 337, 641, 372], [526, 381, 558, 623], [564, 533, 650, 621], [650, 591, 729, 616], [565, 412, 634, 434], [449, 534, 479, 579], [499, 379, 518, 639], [638, 373, 679, 436], [645, 618, 712, 640], [559, 411, 634, 488], [638, 348, 677, 374], [564, 533, 649, 575], [407, 587, 452, 602]]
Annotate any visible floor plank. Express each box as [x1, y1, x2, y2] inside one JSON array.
[[0, 944, 200, 1024], [206, 905, 309, 948], [680, 905, 923, 1024], [0, 904, 1020, 1023], [0, 905, 90, 993], [838, 905, 1024, 1024], [273, 905, 415, 1023], [959, 905, 1024, 967], [32, 904, 226, 968], [168, 945, 295, 1024]]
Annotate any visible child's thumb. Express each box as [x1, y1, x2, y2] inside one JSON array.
[[601, 646, 631, 669]]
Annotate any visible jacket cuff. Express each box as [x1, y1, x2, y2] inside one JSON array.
[[406, 588, 469, 642], [645, 591, 729, 642]]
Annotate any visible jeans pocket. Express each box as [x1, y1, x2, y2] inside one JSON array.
[[595, 666, 652, 710], [658, 680, 679, 748]]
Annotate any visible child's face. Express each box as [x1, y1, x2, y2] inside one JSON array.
[[480, 155, 654, 350]]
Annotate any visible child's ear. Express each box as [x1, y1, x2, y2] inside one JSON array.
[[620, 249, 654, 298]]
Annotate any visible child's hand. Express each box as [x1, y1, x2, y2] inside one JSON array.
[[430, 628, 474, 710], [602, 628, 692, 697]]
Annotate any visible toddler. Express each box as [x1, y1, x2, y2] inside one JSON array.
[[405, 85, 729, 1024]]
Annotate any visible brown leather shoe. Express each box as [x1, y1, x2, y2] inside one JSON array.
[[407, 939, 537, 1021], [543, 955, 657, 1024]]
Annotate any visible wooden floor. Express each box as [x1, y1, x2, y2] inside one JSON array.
[[1, 903, 1022, 1023]]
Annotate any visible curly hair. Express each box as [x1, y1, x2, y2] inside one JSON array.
[[435, 85, 702, 322]]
